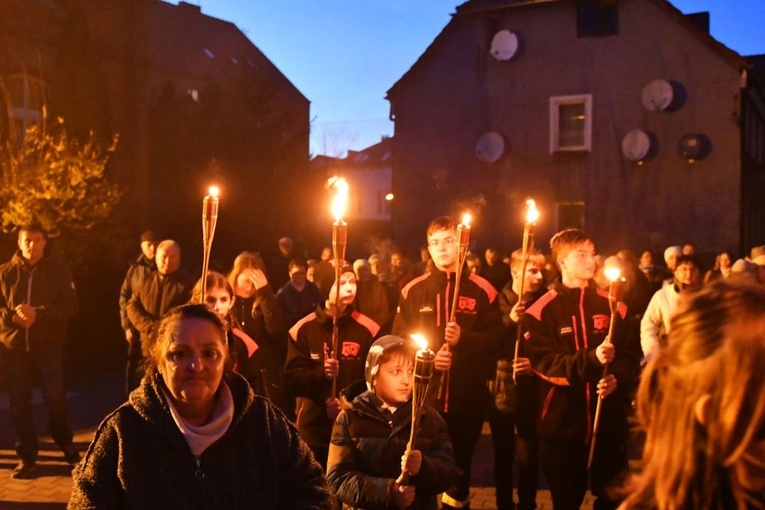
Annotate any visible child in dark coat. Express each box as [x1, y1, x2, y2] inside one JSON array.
[[327, 335, 456, 509]]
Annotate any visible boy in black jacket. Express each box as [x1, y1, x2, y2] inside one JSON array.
[[493, 249, 547, 510], [284, 265, 380, 468], [327, 335, 456, 509], [522, 229, 641, 509]]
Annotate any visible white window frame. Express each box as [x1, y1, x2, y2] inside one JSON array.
[[549, 94, 593, 153]]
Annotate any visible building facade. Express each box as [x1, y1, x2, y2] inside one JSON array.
[[0, 0, 310, 261], [387, 0, 765, 257]]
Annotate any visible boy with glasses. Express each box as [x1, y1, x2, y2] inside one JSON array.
[[392, 216, 503, 509]]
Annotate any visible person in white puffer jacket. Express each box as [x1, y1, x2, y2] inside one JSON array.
[[640, 255, 701, 362]]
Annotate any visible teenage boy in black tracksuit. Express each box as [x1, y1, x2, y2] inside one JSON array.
[[392, 216, 503, 510], [284, 265, 379, 468], [522, 229, 641, 510], [493, 249, 547, 510]]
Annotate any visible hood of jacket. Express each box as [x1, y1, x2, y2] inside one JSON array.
[[129, 370, 255, 452]]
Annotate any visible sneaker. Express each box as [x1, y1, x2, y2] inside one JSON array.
[[62, 445, 81, 465], [10, 461, 37, 479]]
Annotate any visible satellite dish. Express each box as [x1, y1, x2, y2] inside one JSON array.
[[476, 132, 505, 163], [678, 133, 711, 163], [621, 130, 652, 161], [490, 30, 519, 61], [641, 79, 674, 111]]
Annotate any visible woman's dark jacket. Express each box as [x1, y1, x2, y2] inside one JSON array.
[[68, 371, 332, 509], [327, 390, 455, 509]]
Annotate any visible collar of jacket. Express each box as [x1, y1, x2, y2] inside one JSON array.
[[430, 261, 473, 284], [314, 302, 355, 326], [11, 250, 50, 271], [157, 266, 191, 283], [550, 278, 598, 300], [350, 391, 414, 431], [136, 253, 157, 269], [128, 370, 255, 453]]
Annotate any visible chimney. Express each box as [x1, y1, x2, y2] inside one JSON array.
[[685, 12, 710, 33], [178, 2, 201, 15]]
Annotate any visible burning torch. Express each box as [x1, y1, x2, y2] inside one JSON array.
[[397, 334, 435, 487], [437, 213, 472, 409], [587, 261, 625, 469], [328, 176, 349, 398], [512, 198, 539, 384], [200, 186, 220, 303]]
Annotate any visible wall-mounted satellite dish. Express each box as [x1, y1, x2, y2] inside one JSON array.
[[490, 30, 519, 61], [621, 129, 652, 162], [678, 133, 711, 163], [476, 132, 505, 163], [641, 80, 674, 111]]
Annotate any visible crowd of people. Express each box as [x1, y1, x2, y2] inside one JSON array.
[[0, 219, 763, 509]]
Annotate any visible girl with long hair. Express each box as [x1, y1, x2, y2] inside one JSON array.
[[623, 281, 765, 509]]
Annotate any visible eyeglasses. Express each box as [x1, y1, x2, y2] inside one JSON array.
[[428, 237, 456, 248]]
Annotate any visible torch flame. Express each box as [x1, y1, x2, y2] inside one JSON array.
[[525, 199, 539, 224], [410, 334, 429, 351], [461, 213, 472, 227], [604, 266, 622, 282], [208, 186, 220, 198], [328, 177, 349, 221]]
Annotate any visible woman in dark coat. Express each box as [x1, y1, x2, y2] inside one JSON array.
[[69, 304, 331, 509]]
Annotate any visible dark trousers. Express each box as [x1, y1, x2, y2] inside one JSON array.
[[0, 346, 74, 463], [442, 411, 485, 508], [125, 332, 144, 395], [540, 435, 627, 510], [487, 405, 539, 510]]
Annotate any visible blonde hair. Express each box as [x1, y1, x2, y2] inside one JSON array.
[[624, 282, 765, 509], [227, 251, 266, 291]]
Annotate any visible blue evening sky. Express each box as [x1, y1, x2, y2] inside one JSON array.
[[172, 1, 765, 156]]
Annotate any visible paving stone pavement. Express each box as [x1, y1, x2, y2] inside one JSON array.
[[0, 373, 596, 509]]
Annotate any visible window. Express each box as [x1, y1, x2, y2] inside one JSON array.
[[577, 1, 618, 38], [557, 202, 585, 231], [7, 74, 47, 136], [549, 94, 593, 153]]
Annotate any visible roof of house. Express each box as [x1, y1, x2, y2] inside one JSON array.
[[311, 137, 393, 171], [387, 0, 748, 100], [149, 1, 308, 103]]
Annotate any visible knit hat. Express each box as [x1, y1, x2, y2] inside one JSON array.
[[663, 246, 682, 264], [364, 335, 411, 390], [140, 230, 160, 243]]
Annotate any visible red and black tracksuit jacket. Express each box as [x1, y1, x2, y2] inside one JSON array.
[[391, 269, 504, 415], [521, 281, 641, 443], [284, 306, 379, 450]]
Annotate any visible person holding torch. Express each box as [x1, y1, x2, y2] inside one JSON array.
[[392, 216, 503, 510], [284, 264, 379, 468], [493, 248, 547, 510], [522, 229, 641, 509], [327, 335, 455, 509]]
